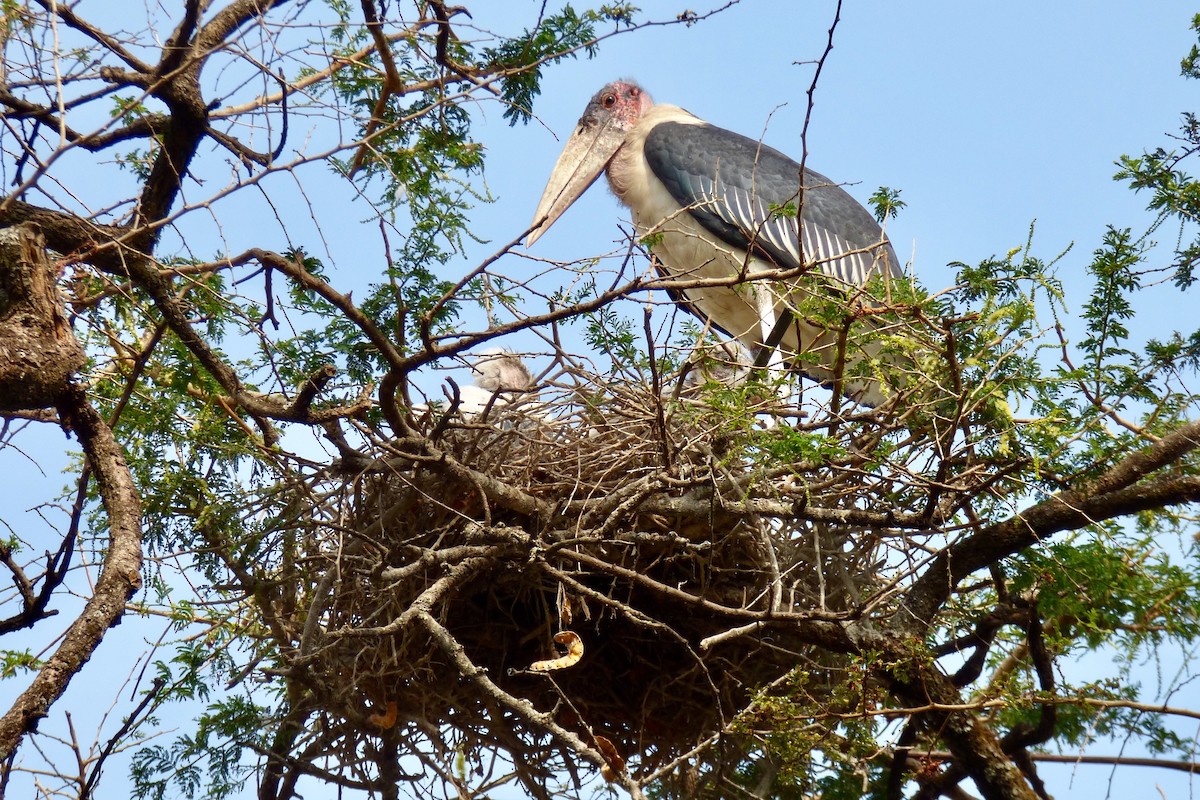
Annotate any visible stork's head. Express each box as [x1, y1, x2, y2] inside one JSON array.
[[527, 81, 653, 245]]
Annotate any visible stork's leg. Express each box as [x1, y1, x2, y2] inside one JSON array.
[[753, 305, 796, 370], [749, 283, 785, 376], [744, 283, 792, 426]]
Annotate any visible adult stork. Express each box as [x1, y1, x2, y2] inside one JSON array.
[[527, 80, 904, 407]]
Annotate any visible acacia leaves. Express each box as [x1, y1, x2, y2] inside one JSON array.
[[1116, 17, 1200, 290], [484, 5, 604, 125]]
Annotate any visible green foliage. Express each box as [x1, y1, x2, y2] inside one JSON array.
[[768, 200, 799, 220], [1115, 20, 1200, 291], [1115, 147, 1200, 289], [720, 654, 904, 800], [482, 6, 603, 125], [941, 236, 1072, 440], [867, 186, 905, 222], [950, 231, 1066, 306], [1078, 227, 1146, 398], [125, 606, 277, 800], [584, 305, 641, 371], [109, 95, 151, 124], [755, 423, 846, 465], [108, 95, 159, 179], [0, 649, 42, 678], [1013, 536, 1200, 655], [639, 230, 665, 248], [130, 694, 268, 800], [481, 4, 641, 125], [1181, 13, 1200, 79]]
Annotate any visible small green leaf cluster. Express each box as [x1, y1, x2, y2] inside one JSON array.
[[0, 649, 42, 678], [584, 305, 643, 372], [126, 608, 277, 800], [482, 5, 624, 125], [868, 186, 906, 223]]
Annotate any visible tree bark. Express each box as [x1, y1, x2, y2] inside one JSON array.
[[890, 662, 1040, 800], [0, 384, 143, 758], [0, 224, 84, 411]]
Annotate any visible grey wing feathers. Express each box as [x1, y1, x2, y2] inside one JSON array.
[[643, 121, 901, 286]]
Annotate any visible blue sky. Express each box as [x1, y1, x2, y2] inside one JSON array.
[[1, 1, 1198, 797]]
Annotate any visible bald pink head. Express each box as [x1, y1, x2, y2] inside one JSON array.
[[577, 80, 654, 134], [527, 80, 655, 245]]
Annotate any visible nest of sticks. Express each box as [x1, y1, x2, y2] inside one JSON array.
[[278, 361, 885, 787]]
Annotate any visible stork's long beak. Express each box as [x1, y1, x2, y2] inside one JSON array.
[[527, 121, 628, 246]]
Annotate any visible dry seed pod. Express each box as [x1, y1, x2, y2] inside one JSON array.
[[367, 700, 398, 729], [594, 735, 625, 782], [529, 631, 583, 671]]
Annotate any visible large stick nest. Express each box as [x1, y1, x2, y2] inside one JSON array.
[[273, 365, 892, 787]]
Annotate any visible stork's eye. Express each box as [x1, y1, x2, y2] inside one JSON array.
[[602, 93, 616, 108]]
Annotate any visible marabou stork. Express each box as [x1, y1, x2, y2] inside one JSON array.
[[527, 80, 904, 407]]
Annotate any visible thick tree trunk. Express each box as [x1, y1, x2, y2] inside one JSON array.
[[0, 224, 84, 411], [0, 383, 144, 758], [0, 224, 143, 759]]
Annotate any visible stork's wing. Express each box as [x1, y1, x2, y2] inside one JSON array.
[[642, 121, 901, 286]]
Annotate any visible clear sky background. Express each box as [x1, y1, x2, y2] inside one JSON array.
[[1, 1, 1198, 797]]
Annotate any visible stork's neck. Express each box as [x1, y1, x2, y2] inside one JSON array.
[[607, 104, 702, 204]]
